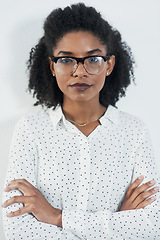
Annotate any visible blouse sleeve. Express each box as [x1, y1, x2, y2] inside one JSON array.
[[2, 118, 78, 240], [62, 126, 160, 239]]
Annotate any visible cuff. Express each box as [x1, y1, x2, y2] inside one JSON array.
[[62, 209, 86, 239]]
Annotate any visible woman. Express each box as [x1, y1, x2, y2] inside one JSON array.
[[2, 3, 160, 239]]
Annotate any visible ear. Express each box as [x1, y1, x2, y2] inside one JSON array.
[[106, 55, 115, 76], [48, 57, 56, 76]]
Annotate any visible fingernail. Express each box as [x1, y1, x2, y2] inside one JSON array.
[[150, 196, 156, 202], [149, 180, 156, 185], [4, 188, 7, 192], [153, 187, 159, 192], [137, 175, 144, 180], [7, 212, 12, 217]]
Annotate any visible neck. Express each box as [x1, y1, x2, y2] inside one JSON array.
[[62, 99, 106, 124]]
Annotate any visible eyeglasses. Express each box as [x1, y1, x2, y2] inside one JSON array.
[[51, 55, 110, 76]]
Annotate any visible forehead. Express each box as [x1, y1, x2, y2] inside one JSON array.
[[53, 31, 107, 56]]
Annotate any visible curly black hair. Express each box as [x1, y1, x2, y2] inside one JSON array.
[[27, 2, 135, 109]]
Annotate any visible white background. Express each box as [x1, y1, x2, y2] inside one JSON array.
[[0, 0, 160, 238]]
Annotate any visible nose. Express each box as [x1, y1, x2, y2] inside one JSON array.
[[72, 62, 88, 77]]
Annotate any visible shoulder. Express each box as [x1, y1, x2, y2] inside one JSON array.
[[107, 105, 147, 134], [13, 108, 53, 136], [17, 108, 49, 125], [107, 106, 152, 146]]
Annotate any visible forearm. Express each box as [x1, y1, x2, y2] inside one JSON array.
[[62, 206, 160, 239], [2, 202, 78, 240], [56, 211, 62, 228], [3, 214, 62, 240]]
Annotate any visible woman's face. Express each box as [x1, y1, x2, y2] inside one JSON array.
[[49, 31, 115, 105]]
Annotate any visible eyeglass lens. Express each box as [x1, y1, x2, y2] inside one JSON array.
[[56, 56, 105, 75]]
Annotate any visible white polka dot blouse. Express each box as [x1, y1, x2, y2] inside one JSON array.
[[2, 105, 160, 239]]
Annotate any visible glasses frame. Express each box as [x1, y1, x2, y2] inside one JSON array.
[[51, 55, 110, 75]]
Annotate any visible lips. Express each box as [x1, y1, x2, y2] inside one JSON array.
[[70, 83, 92, 91]]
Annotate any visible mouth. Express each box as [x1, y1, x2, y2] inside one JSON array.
[[70, 83, 93, 91]]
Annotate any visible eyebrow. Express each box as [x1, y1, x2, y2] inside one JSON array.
[[57, 48, 103, 55], [58, 51, 73, 55], [87, 49, 102, 54]]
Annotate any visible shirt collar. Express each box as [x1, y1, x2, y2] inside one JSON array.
[[48, 104, 119, 130], [100, 105, 119, 126], [48, 105, 64, 130]]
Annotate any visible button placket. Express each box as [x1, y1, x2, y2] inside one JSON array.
[[77, 136, 91, 211]]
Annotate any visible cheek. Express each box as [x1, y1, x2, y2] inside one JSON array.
[[96, 74, 106, 90], [56, 81, 64, 92], [55, 76, 67, 93]]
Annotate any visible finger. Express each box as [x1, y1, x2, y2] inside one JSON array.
[[125, 176, 144, 198], [6, 205, 32, 217], [2, 196, 30, 208], [130, 180, 156, 202], [4, 179, 36, 193], [136, 196, 156, 209], [5, 179, 33, 191], [134, 186, 159, 207]]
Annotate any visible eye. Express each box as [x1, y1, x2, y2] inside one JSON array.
[[58, 58, 74, 64], [87, 56, 99, 63]]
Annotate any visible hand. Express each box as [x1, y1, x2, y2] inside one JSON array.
[[2, 179, 62, 227], [120, 175, 159, 211]]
